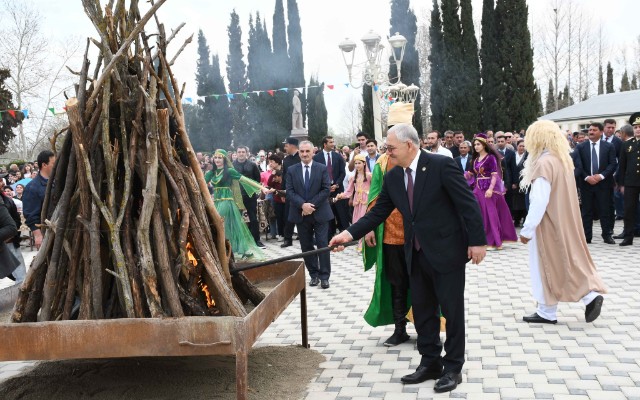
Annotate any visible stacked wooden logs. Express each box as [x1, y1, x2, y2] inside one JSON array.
[[11, 0, 263, 322]]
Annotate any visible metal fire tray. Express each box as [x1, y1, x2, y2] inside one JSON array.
[[0, 260, 309, 400]]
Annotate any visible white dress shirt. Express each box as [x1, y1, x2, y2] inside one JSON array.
[[403, 149, 423, 190], [301, 160, 313, 184], [459, 154, 469, 171], [587, 139, 605, 181], [431, 146, 453, 158]]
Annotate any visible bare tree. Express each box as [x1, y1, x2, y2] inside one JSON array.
[[338, 95, 362, 141], [0, 0, 79, 160], [537, 0, 569, 112], [416, 7, 431, 132]]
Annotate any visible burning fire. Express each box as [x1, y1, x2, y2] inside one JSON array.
[[186, 241, 215, 308]]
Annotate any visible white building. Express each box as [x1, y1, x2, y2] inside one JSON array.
[[539, 89, 640, 132]]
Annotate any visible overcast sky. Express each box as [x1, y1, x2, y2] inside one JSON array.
[[30, 0, 639, 138]]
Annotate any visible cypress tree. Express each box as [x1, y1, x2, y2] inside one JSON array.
[[226, 10, 250, 147], [428, 0, 445, 131], [605, 62, 614, 93], [597, 64, 604, 95], [271, 0, 292, 141], [535, 85, 544, 117], [545, 79, 555, 114], [632, 74, 638, 90], [287, 0, 306, 132], [192, 30, 214, 151], [0, 68, 21, 154], [459, 0, 481, 134], [480, 0, 501, 130], [211, 54, 232, 150], [360, 85, 374, 136], [620, 69, 631, 92], [440, 0, 464, 131], [389, 0, 422, 134], [307, 75, 328, 145], [495, 0, 537, 130]]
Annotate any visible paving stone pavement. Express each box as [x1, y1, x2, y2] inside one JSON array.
[[1, 226, 640, 399]]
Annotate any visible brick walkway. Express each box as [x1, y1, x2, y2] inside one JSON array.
[[2, 226, 639, 399]]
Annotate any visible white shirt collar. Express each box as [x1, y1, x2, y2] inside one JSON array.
[[405, 149, 421, 173], [302, 160, 313, 168]]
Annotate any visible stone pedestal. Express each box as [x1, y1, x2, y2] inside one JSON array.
[[290, 128, 308, 141]]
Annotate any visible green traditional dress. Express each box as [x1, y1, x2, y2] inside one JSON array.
[[204, 166, 265, 260], [362, 155, 411, 327]]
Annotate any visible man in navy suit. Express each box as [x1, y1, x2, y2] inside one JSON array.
[[453, 141, 473, 173], [330, 124, 487, 393], [313, 136, 349, 239], [286, 141, 334, 289], [573, 122, 618, 244]]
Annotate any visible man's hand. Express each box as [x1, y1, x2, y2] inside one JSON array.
[[620, 185, 625, 195], [519, 235, 530, 244], [301, 203, 315, 216], [33, 229, 43, 250], [467, 246, 486, 265], [330, 184, 338, 193], [512, 184, 517, 190], [329, 231, 352, 252], [364, 231, 376, 247], [586, 175, 598, 185]]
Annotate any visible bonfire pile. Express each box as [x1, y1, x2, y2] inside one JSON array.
[[12, 0, 263, 323]]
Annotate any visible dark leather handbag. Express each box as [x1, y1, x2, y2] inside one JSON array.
[[0, 242, 20, 279]]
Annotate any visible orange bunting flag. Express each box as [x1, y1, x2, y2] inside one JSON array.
[[267, 90, 275, 96]]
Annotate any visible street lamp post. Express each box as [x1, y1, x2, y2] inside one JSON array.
[[339, 31, 408, 143]]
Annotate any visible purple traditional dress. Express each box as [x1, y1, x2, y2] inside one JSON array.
[[466, 154, 517, 248]]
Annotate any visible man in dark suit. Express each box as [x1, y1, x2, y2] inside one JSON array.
[[313, 135, 349, 239], [453, 140, 472, 173], [281, 137, 301, 248], [233, 146, 265, 249], [330, 124, 487, 393], [573, 122, 618, 244], [603, 119, 624, 222], [286, 140, 334, 289]]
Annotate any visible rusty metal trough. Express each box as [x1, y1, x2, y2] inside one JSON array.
[[0, 260, 309, 400]]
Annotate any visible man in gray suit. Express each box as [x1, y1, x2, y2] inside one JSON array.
[[286, 141, 334, 288]]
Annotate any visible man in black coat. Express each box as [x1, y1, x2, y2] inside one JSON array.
[[330, 124, 487, 393], [616, 114, 640, 246], [573, 122, 618, 244], [286, 141, 334, 288], [281, 137, 301, 248], [313, 135, 349, 240], [233, 146, 265, 249]]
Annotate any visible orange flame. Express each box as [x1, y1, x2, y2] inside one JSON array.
[[186, 242, 197, 267], [199, 279, 215, 308]]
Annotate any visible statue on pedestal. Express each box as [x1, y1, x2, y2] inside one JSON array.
[[291, 90, 303, 130]]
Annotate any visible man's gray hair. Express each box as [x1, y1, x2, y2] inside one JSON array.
[[620, 124, 634, 139], [299, 140, 314, 148], [389, 124, 420, 146], [461, 140, 472, 147]]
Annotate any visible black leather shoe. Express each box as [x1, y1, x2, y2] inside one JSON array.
[[280, 241, 293, 248], [523, 313, 557, 324], [585, 295, 603, 323], [309, 277, 319, 286], [434, 371, 462, 393], [586, 239, 591, 244], [401, 365, 442, 384], [602, 236, 616, 244], [320, 279, 330, 289], [383, 330, 410, 347], [613, 233, 625, 239], [620, 238, 633, 246]]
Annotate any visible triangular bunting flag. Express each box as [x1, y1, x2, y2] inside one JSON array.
[[8, 110, 16, 118], [185, 97, 193, 103], [268, 90, 275, 96], [213, 95, 220, 100], [242, 92, 248, 98], [326, 84, 334, 90], [49, 107, 56, 115], [22, 109, 29, 118], [227, 94, 234, 100], [344, 83, 349, 88], [281, 88, 288, 92], [374, 85, 379, 92]]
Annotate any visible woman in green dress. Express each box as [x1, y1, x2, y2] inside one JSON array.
[[205, 149, 271, 259]]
